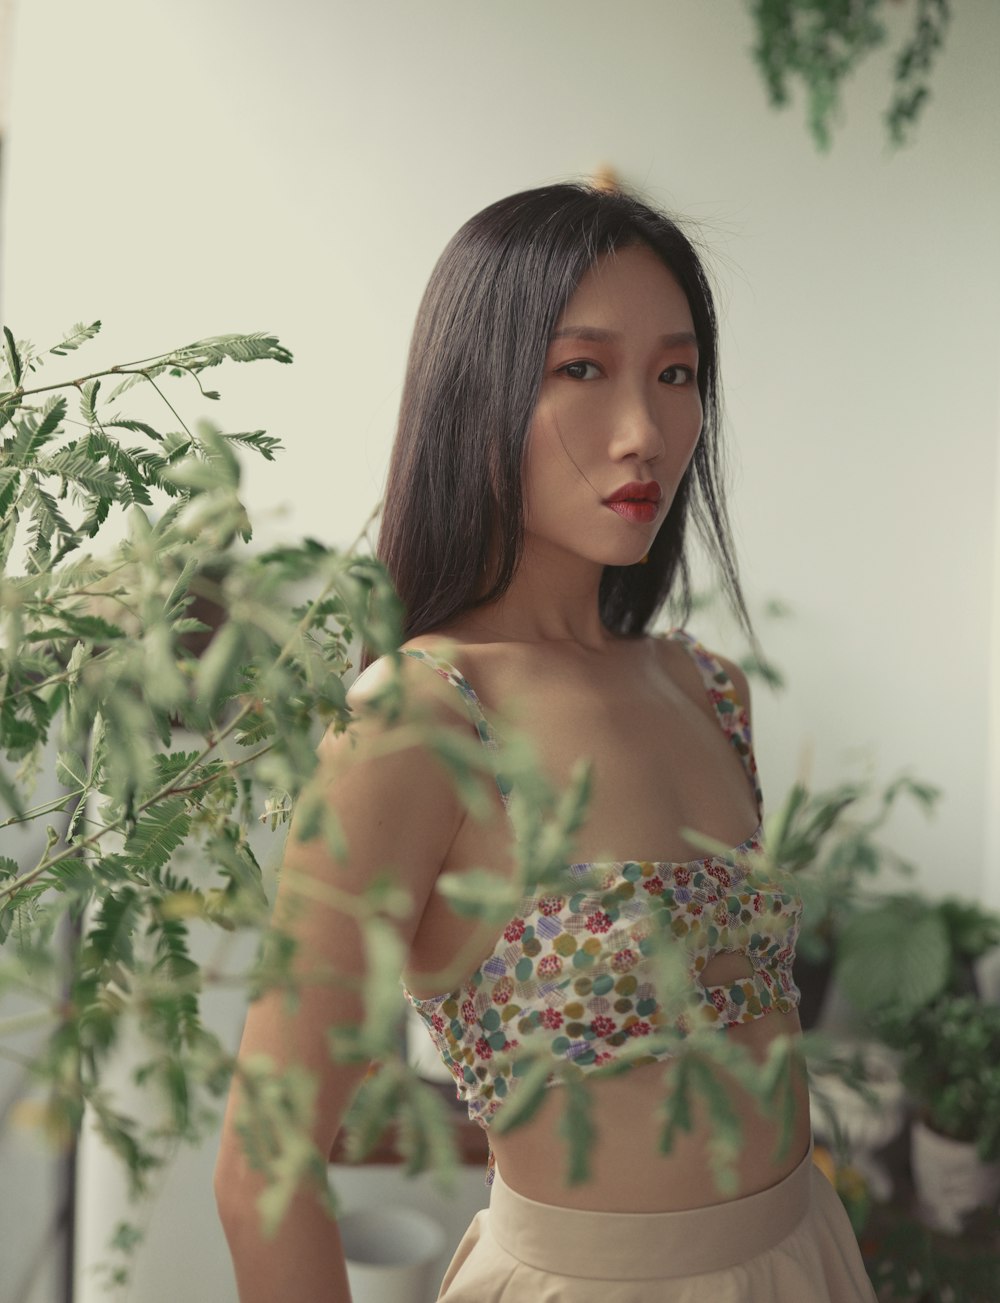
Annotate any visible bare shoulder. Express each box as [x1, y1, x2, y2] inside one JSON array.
[[388, 630, 508, 703], [653, 631, 753, 729], [341, 639, 473, 727], [346, 642, 440, 707]]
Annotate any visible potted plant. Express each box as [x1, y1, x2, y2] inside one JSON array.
[[836, 894, 1000, 1021], [685, 585, 942, 1031], [832, 894, 1000, 1233], [760, 773, 941, 1028], [875, 995, 1000, 1234]]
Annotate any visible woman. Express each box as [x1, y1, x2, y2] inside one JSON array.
[[215, 182, 877, 1301]]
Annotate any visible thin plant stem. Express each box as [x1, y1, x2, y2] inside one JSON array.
[[0, 567, 344, 902]]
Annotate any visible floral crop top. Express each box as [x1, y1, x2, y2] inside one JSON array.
[[399, 630, 803, 1185]]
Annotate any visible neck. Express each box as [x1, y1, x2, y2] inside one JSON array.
[[464, 536, 626, 652]]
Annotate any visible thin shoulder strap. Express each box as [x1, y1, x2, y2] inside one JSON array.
[[660, 629, 763, 821], [399, 648, 514, 809]]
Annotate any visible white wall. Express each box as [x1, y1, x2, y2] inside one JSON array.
[[3, 0, 1000, 1296], [989, 351, 1000, 909], [5, 2, 998, 910]]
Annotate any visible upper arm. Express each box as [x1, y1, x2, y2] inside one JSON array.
[[216, 652, 468, 1180]]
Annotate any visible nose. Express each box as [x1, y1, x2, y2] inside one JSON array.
[[607, 381, 666, 466]]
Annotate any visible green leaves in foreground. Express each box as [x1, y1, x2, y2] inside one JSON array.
[[0, 316, 825, 1269], [0, 322, 409, 1244]]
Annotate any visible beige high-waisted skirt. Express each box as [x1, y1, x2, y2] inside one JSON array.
[[436, 1143, 878, 1302]]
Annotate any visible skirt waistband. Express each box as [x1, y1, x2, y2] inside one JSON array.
[[488, 1141, 815, 1280]]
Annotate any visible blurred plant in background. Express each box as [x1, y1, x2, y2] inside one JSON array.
[[748, 0, 953, 148]]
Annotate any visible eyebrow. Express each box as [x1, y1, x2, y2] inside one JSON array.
[[550, 326, 698, 348]]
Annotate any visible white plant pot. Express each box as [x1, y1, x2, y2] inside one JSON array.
[[339, 1204, 447, 1303], [406, 1003, 454, 1084], [910, 1116, 1000, 1234], [809, 1041, 907, 1200]]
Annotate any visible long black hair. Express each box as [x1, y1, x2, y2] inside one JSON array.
[[362, 181, 754, 670]]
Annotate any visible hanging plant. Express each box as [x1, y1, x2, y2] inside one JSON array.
[[747, 0, 953, 149]]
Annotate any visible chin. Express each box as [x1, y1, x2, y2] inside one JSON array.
[[599, 548, 653, 570]]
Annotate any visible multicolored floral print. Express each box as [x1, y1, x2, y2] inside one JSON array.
[[398, 631, 803, 1185]]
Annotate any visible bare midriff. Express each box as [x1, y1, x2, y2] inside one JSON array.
[[486, 1004, 811, 1211]]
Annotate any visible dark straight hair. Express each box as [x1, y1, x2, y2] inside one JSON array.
[[361, 181, 755, 671]]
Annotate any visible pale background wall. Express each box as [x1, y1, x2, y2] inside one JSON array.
[[1, 1, 999, 1299]]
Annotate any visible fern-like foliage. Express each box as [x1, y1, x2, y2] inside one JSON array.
[[164, 332, 294, 371], [0, 315, 816, 1268], [0, 319, 397, 1236], [49, 320, 102, 357]]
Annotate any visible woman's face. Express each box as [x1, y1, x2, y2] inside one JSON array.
[[523, 243, 703, 569]]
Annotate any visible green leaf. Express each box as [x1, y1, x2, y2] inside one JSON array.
[[836, 901, 950, 1015], [149, 750, 202, 788], [25, 480, 75, 566], [336, 1060, 400, 1163], [0, 391, 20, 435], [220, 431, 283, 461], [557, 1071, 595, 1185], [881, 772, 942, 816], [49, 321, 102, 356], [87, 887, 143, 968], [104, 418, 165, 443], [166, 333, 293, 371], [938, 897, 1000, 961], [75, 494, 111, 542], [657, 1051, 694, 1155], [3, 326, 22, 387], [36, 394, 68, 442], [108, 1220, 143, 1255], [43, 444, 119, 497], [210, 829, 268, 909], [419, 727, 497, 821], [0, 510, 18, 570], [393, 1072, 461, 1185], [103, 439, 153, 507], [80, 378, 101, 424], [26, 611, 125, 644], [56, 750, 88, 790], [161, 456, 226, 494], [359, 915, 406, 1056], [122, 798, 191, 873], [6, 399, 66, 465], [195, 621, 245, 712], [0, 466, 19, 516], [89, 1097, 161, 1198], [489, 1054, 554, 1137], [0, 856, 19, 942], [691, 1052, 743, 1196], [106, 365, 170, 401], [436, 865, 523, 922], [141, 624, 187, 711]]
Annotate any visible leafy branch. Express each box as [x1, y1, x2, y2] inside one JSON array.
[[0, 319, 811, 1286], [748, 0, 953, 149]]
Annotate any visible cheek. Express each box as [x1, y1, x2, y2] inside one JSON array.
[[682, 395, 704, 453], [523, 409, 583, 489]]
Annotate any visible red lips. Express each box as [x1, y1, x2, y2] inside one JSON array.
[[604, 481, 662, 504]]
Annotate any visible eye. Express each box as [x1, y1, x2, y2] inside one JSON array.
[[557, 360, 601, 381], [661, 364, 696, 386]]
